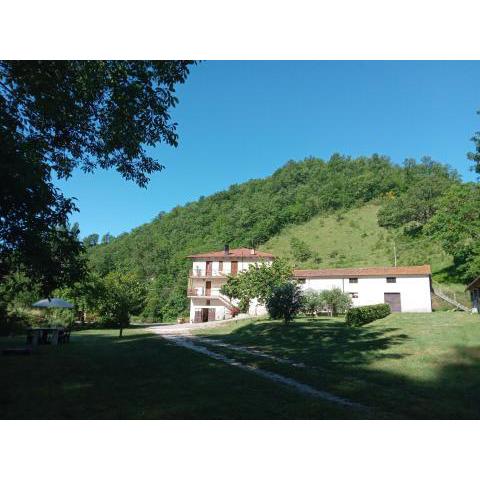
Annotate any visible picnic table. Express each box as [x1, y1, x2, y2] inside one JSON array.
[[26, 327, 70, 346]]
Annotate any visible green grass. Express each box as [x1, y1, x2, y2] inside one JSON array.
[[260, 203, 471, 304], [197, 312, 480, 419], [0, 328, 361, 419], [4, 312, 479, 419]]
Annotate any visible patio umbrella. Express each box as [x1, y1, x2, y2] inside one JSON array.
[[32, 298, 74, 308]]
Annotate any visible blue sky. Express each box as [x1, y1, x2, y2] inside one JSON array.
[[56, 61, 480, 238]]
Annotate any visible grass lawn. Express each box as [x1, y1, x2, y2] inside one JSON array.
[[0, 327, 360, 419], [4, 312, 479, 419], [196, 312, 480, 419]]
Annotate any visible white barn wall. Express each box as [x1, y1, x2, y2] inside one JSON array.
[[300, 275, 432, 312]]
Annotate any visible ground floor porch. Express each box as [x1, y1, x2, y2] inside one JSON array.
[[189, 297, 268, 323]]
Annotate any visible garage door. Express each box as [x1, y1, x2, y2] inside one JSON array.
[[384, 292, 401, 312]]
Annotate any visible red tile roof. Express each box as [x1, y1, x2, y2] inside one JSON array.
[[187, 247, 275, 260], [294, 265, 431, 278]]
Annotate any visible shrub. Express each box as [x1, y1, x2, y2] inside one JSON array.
[[266, 282, 303, 324], [290, 236, 313, 263], [345, 303, 391, 326], [319, 288, 352, 316], [300, 289, 324, 316]]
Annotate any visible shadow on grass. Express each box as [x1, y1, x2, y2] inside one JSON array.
[[4, 320, 480, 419], [200, 316, 480, 419], [206, 316, 410, 367], [0, 327, 362, 420]]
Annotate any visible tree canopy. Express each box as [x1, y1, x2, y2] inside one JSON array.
[[426, 183, 480, 282], [220, 259, 292, 312], [0, 60, 194, 297], [266, 282, 303, 324]]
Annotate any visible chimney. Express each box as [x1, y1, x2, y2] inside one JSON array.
[[224, 244, 229, 255], [250, 247, 255, 255]]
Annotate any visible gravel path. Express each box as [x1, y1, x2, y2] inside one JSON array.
[[152, 326, 369, 411], [147, 317, 247, 335]]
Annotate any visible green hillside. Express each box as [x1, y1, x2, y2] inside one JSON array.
[[262, 203, 448, 270], [262, 203, 470, 307], [85, 154, 469, 319]]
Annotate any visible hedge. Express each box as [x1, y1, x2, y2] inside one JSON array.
[[345, 303, 391, 326]]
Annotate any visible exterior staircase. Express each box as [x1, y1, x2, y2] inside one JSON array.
[[215, 292, 241, 318], [432, 283, 471, 312]]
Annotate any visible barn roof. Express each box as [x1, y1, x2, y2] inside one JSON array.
[[294, 265, 431, 278], [187, 247, 275, 260]]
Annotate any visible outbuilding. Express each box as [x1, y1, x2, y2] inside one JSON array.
[[293, 265, 432, 313]]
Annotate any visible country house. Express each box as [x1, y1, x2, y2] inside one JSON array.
[[186, 246, 432, 322], [186, 246, 275, 322]]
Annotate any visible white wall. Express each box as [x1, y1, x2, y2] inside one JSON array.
[[188, 259, 273, 320], [191, 259, 272, 276], [300, 275, 432, 312], [189, 298, 229, 321]]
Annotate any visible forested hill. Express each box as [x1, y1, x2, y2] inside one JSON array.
[[87, 154, 461, 320]]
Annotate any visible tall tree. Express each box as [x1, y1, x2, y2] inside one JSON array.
[[0, 60, 194, 294], [426, 183, 480, 282], [468, 109, 480, 174], [220, 259, 292, 312], [97, 272, 147, 337], [266, 282, 303, 324]]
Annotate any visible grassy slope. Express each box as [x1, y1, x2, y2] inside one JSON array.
[[261, 203, 470, 306], [0, 328, 358, 419], [197, 313, 480, 419]]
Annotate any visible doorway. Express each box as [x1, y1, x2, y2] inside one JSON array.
[[205, 281, 211, 296], [201, 308, 215, 322], [384, 292, 401, 312], [231, 261, 238, 276]]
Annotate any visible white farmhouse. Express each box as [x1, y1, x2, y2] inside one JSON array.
[[186, 245, 275, 322], [293, 265, 432, 313]]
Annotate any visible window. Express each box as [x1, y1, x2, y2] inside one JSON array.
[[218, 261, 223, 272], [349, 292, 358, 299], [297, 278, 306, 284], [349, 278, 358, 284], [386, 277, 396, 283]]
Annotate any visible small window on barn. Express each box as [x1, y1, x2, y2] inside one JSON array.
[[297, 278, 306, 284], [349, 292, 358, 299], [349, 278, 358, 284], [386, 277, 396, 283]]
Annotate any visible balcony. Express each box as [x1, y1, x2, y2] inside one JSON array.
[[187, 289, 236, 309], [189, 268, 227, 278], [187, 287, 222, 298]]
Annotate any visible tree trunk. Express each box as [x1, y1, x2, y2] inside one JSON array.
[[119, 326, 123, 337]]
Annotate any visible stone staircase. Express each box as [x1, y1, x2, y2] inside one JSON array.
[[432, 284, 471, 312]]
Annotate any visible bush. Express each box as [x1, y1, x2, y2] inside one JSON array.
[[319, 288, 352, 316], [290, 236, 313, 263], [266, 282, 303, 324], [300, 289, 324, 316], [345, 303, 391, 326]]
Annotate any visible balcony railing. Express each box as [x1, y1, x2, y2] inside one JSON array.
[[189, 269, 227, 278], [187, 287, 222, 297]]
